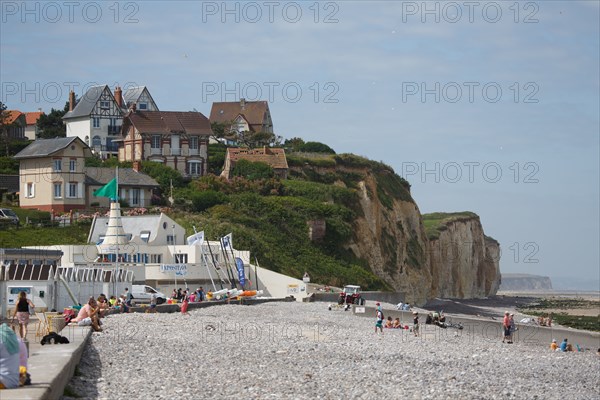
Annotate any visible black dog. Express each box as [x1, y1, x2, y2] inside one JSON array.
[[40, 332, 70, 345]]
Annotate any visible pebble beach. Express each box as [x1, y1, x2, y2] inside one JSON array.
[[64, 302, 600, 400]]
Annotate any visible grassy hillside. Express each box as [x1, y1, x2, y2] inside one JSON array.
[[0, 151, 415, 290]]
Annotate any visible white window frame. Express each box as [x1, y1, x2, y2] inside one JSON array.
[[92, 117, 100, 128], [189, 136, 198, 150], [53, 183, 62, 199], [53, 159, 62, 172], [188, 161, 201, 176], [139, 102, 147, 110], [69, 159, 76, 172], [26, 182, 35, 198], [68, 182, 77, 198], [100, 101, 110, 109]]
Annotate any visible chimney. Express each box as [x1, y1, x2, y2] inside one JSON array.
[[114, 86, 123, 108], [69, 90, 75, 111], [133, 161, 141, 172], [240, 98, 246, 110], [130, 103, 137, 112]]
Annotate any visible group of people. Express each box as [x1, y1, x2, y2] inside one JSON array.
[[170, 287, 205, 303], [537, 314, 553, 327], [375, 303, 420, 337]]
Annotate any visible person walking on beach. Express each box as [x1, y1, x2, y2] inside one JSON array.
[[375, 303, 384, 335], [502, 311, 512, 343], [11, 291, 35, 339], [509, 314, 516, 343], [413, 312, 419, 337]]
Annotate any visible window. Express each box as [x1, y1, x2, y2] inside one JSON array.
[[151, 135, 161, 148], [92, 136, 102, 147], [150, 254, 162, 263], [53, 183, 62, 198], [189, 136, 198, 150], [53, 159, 62, 171], [68, 182, 77, 198], [140, 231, 151, 243], [93, 117, 100, 128], [171, 135, 180, 155], [100, 101, 110, 109], [167, 235, 175, 245], [188, 161, 201, 176], [26, 183, 35, 198], [69, 159, 76, 172], [139, 103, 147, 110], [174, 253, 188, 264], [131, 188, 140, 206]]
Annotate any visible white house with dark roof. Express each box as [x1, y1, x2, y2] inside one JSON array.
[[15, 137, 158, 211], [122, 86, 159, 112], [63, 85, 158, 159]]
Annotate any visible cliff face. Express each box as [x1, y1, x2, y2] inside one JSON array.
[[341, 171, 500, 305], [427, 218, 501, 299], [499, 274, 553, 290], [346, 172, 432, 305], [289, 155, 501, 305]]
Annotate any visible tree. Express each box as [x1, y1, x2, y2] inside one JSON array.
[[0, 102, 10, 156], [283, 137, 305, 152], [298, 141, 336, 154], [36, 100, 71, 139]]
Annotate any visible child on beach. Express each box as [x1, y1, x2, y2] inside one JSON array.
[[384, 316, 393, 329], [375, 303, 384, 334], [412, 312, 419, 336]]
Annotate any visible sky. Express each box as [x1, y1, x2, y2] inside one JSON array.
[[1, 1, 599, 289]]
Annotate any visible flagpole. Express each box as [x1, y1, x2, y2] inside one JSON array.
[[114, 166, 119, 299]]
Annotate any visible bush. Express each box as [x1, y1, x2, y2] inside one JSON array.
[[191, 190, 228, 212], [298, 141, 335, 154], [231, 159, 274, 180]]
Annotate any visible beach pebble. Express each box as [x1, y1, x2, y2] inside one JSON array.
[[63, 302, 599, 399]]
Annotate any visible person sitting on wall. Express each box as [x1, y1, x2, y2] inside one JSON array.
[[72, 297, 102, 332]]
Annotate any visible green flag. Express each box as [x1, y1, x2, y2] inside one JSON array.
[[93, 178, 117, 199]]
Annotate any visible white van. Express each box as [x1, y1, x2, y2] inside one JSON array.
[[131, 285, 167, 304]]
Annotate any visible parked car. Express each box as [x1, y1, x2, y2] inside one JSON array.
[[0, 208, 19, 226], [338, 285, 365, 305]]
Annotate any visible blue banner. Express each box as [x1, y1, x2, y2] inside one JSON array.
[[235, 257, 245, 286]]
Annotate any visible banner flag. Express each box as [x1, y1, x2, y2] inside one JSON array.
[[222, 233, 233, 250], [93, 178, 117, 200], [187, 231, 205, 246], [235, 257, 245, 286]]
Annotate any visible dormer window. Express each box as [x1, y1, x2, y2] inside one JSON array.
[[100, 101, 110, 109], [140, 231, 151, 243], [139, 103, 147, 110]]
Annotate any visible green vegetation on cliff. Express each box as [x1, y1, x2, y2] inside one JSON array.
[[422, 212, 479, 240]]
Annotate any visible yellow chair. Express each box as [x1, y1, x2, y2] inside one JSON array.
[[35, 312, 50, 339]]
